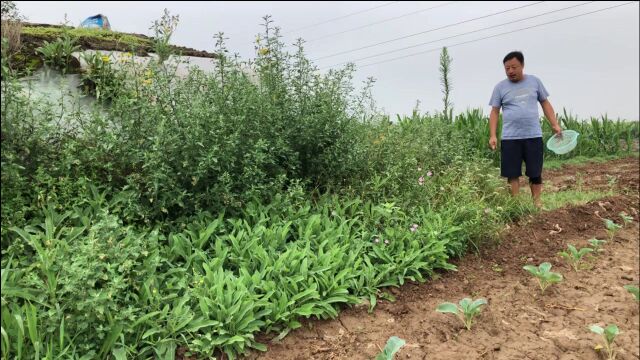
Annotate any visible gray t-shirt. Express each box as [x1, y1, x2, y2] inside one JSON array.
[[489, 74, 549, 140]]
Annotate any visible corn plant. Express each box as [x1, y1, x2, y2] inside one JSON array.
[[623, 285, 639, 301], [589, 324, 620, 360], [588, 238, 606, 254], [619, 212, 634, 227], [604, 219, 622, 241], [523, 262, 563, 294], [375, 336, 406, 360], [436, 297, 487, 330], [558, 244, 593, 271]]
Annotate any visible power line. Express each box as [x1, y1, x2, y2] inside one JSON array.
[[281, 1, 400, 35], [311, 1, 545, 61], [344, 1, 637, 70], [322, 1, 596, 69], [305, 1, 458, 44]]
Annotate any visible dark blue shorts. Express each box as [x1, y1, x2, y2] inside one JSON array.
[[500, 137, 543, 180]]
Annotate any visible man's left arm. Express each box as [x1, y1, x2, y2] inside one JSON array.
[[535, 77, 562, 136], [540, 99, 562, 136]]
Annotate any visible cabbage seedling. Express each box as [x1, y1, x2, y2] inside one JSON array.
[[558, 244, 593, 271], [619, 212, 634, 227], [623, 285, 639, 301], [375, 336, 406, 360], [590, 324, 620, 360], [604, 219, 622, 241], [588, 238, 606, 254], [523, 262, 563, 294], [436, 297, 487, 330]]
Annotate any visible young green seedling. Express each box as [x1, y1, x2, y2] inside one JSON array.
[[604, 219, 622, 241], [375, 336, 406, 360], [623, 285, 639, 301], [523, 262, 563, 294], [558, 244, 593, 271], [588, 238, 606, 254], [619, 212, 634, 227], [436, 297, 487, 330], [590, 324, 620, 360]]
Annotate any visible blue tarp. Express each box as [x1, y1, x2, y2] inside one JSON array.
[[79, 14, 111, 30]]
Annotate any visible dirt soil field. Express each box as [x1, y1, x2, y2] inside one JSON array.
[[249, 157, 640, 360]]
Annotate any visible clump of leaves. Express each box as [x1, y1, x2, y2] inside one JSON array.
[[80, 51, 122, 100], [590, 324, 620, 360], [587, 238, 606, 254], [375, 336, 406, 360], [604, 219, 622, 241], [35, 18, 80, 72], [558, 244, 593, 272], [523, 262, 563, 294], [623, 285, 639, 301], [436, 298, 487, 330], [619, 212, 634, 227]]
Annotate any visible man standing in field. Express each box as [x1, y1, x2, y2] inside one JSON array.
[[488, 51, 562, 208]]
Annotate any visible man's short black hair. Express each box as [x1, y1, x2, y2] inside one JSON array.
[[503, 51, 524, 65]]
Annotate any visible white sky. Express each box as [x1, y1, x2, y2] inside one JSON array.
[[14, 1, 640, 120]]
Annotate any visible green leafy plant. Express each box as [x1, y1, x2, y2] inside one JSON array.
[[436, 297, 487, 330], [623, 285, 639, 301], [619, 212, 634, 227], [604, 219, 622, 241], [589, 324, 620, 360], [558, 244, 593, 271], [523, 262, 563, 294], [35, 24, 80, 72], [80, 51, 122, 100], [375, 336, 406, 360], [588, 238, 606, 253], [149, 8, 179, 64]]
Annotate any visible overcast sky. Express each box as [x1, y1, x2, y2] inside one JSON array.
[[15, 1, 640, 120]]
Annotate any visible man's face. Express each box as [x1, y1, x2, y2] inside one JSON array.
[[504, 58, 524, 82]]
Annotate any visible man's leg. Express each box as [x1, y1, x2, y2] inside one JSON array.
[[530, 180, 542, 208], [524, 138, 544, 208], [501, 139, 523, 196], [509, 177, 520, 196]]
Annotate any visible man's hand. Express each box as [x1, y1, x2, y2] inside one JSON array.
[[489, 136, 497, 150], [552, 124, 563, 139]]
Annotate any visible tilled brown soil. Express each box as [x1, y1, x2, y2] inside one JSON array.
[[251, 157, 640, 360]]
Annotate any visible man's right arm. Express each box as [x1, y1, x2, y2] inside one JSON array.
[[489, 106, 500, 150]]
